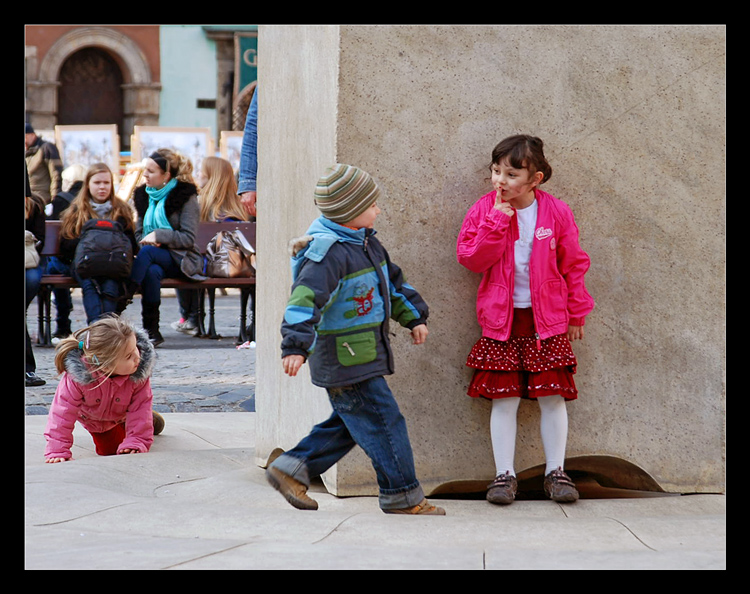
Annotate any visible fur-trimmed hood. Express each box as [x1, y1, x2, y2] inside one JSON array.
[[132, 180, 198, 219], [62, 328, 156, 385], [288, 216, 372, 281]]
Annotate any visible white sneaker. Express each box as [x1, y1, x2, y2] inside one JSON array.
[[172, 319, 198, 335]]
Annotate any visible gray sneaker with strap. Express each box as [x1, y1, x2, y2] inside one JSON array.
[[544, 467, 579, 503], [486, 472, 518, 505]]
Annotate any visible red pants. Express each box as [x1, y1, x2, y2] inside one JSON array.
[[90, 422, 127, 456]]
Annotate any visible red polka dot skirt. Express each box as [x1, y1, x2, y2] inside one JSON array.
[[466, 308, 578, 400]]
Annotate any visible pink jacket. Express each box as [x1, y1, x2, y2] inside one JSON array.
[[44, 330, 156, 460], [457, 188, 594, 342]]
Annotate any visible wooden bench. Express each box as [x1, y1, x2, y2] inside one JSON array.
[[36, 220, 256, 347]]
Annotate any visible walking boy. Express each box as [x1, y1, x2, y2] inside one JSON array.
[[266, 164, 445, 515]]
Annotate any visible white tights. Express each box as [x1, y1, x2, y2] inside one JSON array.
[[490, 395, 568, 477]]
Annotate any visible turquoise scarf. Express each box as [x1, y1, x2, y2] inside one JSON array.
[[143, 178, 177, 236]]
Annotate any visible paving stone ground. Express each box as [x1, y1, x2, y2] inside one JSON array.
[[25, 289, 256, 415]]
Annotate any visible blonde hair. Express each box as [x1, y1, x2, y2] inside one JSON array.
[[60, 163, 134, 239], [61, 164, 87, 192], [198, 156, 248, 222], [54, 315, 137, 379]]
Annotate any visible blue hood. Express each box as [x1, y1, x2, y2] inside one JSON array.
[[290, 216, 373, 280]]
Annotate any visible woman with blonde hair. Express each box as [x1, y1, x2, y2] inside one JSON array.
[[197, 156, 248, 222], [171, 156, 250, 335], [58, 162, 138, 324]]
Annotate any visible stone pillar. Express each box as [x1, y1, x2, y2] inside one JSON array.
[[255, 25, 726, 495]]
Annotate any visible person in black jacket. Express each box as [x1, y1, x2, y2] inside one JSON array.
[[266, 164, 445, 516], [26, 162, 46, 386], [45, 164, 86, 338], [58, 163, 138, 325]]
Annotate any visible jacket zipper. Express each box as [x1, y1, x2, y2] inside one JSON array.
[[519, 209, 542, 351], [342, 342, 356, 356]]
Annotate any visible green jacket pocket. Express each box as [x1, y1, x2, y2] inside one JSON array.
[[336, 332, 377, 367]]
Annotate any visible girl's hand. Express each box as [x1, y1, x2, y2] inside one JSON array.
[[567, 325, 585, 341], [45, 457, 68, 463], [493, 190, 515, 217], [411, 324, 429, 345], [140, 232, 160, 246], [283, 355, 305, 377], [118, 448, 139, 454]]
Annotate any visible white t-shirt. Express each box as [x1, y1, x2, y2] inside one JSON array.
[[512, 200, 538, 308]]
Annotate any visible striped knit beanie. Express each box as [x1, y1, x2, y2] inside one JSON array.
[[314, 164, 380, 223]]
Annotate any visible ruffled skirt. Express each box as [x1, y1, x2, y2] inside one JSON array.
[[466, 308, 578, 400]]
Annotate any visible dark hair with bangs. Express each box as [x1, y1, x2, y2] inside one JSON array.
[[490, 135, 552, 184]]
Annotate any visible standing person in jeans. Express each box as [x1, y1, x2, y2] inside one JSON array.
[[25, 123, 63, 204], [237, 88, 257, 218], [266, 164, 445, 516]]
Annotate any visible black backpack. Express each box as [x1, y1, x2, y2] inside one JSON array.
[[73, 219, 134, 280]]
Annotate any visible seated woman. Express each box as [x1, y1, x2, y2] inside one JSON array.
[[172, 157, 248, 335], [58, 163, 138, 325], [197, 156, 250, 223], [130, 148, 206, 346], [46, 163, 86, 339], [172, 156, 251, 335]]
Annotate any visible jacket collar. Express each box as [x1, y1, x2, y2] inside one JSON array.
[[290, 216, 376, 280], [63, 328, 155, 385]]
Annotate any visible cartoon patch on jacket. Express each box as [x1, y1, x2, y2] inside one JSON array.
[[346, 283, 375, 318]]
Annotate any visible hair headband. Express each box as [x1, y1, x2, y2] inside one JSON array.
[[149, 152, 170, 174]]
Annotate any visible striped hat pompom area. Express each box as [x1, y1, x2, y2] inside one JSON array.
[[314, 164, 381, 224]]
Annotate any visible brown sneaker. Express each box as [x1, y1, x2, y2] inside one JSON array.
[[152, 411, 165, 436], [544, 467, 579, 502], [265, 466, 319, 510], [486, 472, 517, 505], [383, 498, 446, 515]]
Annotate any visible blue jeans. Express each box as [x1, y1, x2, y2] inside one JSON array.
[[26, 265, 43, 373], [45, 257, 73, 329], [131, 245, 183, 304], [48, 256, 122, 324], [270, 376, 425, 510], [76, 274, 122, 324]]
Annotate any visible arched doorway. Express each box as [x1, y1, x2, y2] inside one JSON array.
[[57, 47, 125, 136], [29, 26, 161, 152]]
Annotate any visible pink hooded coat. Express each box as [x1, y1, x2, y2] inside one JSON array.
[[457, 188, 594, 342], [44, 329, 156, 460]]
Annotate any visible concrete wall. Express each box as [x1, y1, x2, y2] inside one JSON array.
[[255, 25, 725, 495]]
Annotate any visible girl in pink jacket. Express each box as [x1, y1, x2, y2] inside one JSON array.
[[44, 315, 163, 462], [457, 135, 594, 505]]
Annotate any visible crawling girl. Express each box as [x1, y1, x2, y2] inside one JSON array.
[[44, 314, 164, 462]]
